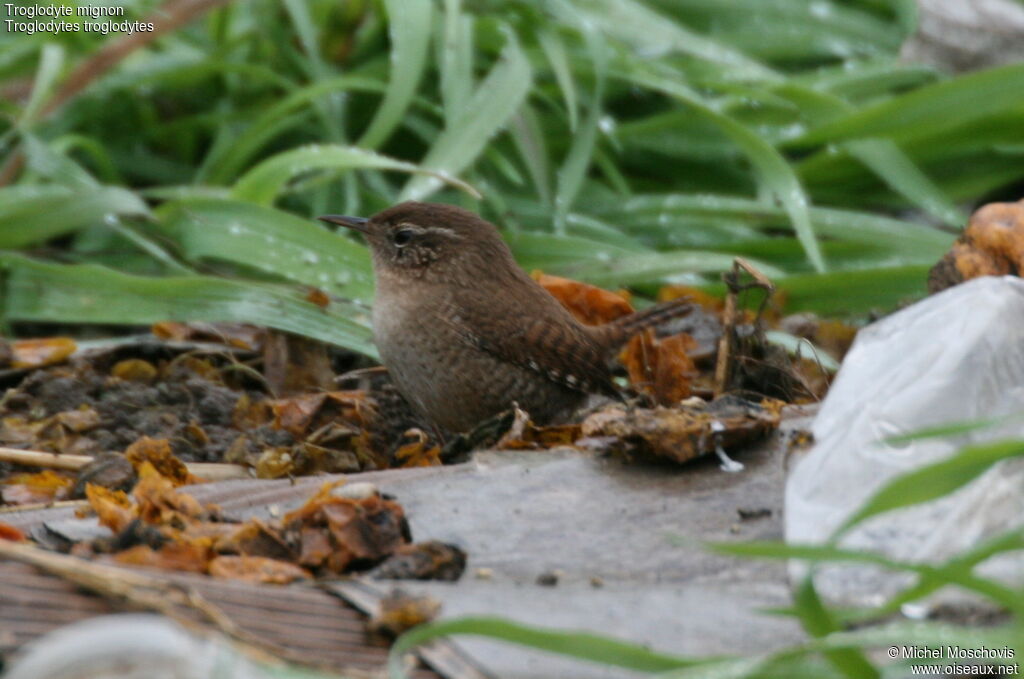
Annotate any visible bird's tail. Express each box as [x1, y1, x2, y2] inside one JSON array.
[[593, 296, 695, 350]]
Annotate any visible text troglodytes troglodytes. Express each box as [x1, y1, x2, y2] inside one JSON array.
[[320, 201, 693, 433]]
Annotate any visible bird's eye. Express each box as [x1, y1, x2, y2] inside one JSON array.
[[392, 229, 414, 247]]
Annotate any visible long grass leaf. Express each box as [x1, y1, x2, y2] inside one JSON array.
[[388, 616, 699, 679], [625, 71, 824, 271], [233, 144, 478, 205], [0, 256, 376, 358], [0, 185, 149, 247], [835, 439, 1024, 538], [790, 62, 1024, 147], [358, 0, 432, 148], [18, 43, 63, 127], [160, 198, 374, 301], [400, 28, 532, 201]]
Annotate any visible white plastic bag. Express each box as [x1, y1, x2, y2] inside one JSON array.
[[785, 276, 1024, 608]]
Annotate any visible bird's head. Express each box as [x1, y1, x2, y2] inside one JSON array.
[[320, 201, 514, 284]]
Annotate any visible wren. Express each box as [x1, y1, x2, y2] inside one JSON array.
[[320, 202, 693, 433]]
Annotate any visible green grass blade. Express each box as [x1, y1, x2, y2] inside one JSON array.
[[233, 144, 478, 206], [388, 616, 699, 679], [358, 0, 432, 148], [202, 76, 385, 184], [790, 62, 1024, 147], [400, 28, 532, 201], [575, 0, 776, 81], [0, 255, 377, 358], [792, 577, 879, 679], [18, 43, 63, 127], [835, 439, 1024, 538], [159, 198, 374, 301], [538, 28, 578, 132], [625, 71, 824, 272], [0, 185, 150, 247], [553, 22, 607, 232]]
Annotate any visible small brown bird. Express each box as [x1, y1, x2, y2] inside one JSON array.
[[320, 202, 692, 433]]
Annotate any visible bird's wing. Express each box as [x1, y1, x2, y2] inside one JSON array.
[[439, 292, 620, 398]]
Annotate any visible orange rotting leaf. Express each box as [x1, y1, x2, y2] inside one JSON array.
[[531, 271, 634, 325], [305, 287, 331, 309], [1, 470, 74, 505], [620, 331, 698, 405], [394, 429, 442, 467], [124, 437, 196, 486], [132, 462, 212, 525], [208, 555, 312, 584], [0, 522, 26, 541], [113, 542, 210, 573], [85, 484, 136, 534], [11, 337, 77, 369]]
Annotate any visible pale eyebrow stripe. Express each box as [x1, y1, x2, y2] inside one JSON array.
[[398, 222, 460, 237]]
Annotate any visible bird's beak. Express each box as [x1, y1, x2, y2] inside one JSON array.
[[319, 215, 370, 234]]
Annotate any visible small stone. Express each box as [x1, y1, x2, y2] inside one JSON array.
[[474, 567, 493, 580], [536, 569, 562, 587]]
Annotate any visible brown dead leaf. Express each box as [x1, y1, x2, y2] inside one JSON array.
[[208, 555, 311, 584], [215, 518, 293, 561], [151, 321, 264, 351], [580, 396, 783, 464], [125, 437, 196, 486], [52, 407, 101, 433], [620, 330, 698, 405], [532, 271, 633, 325], [284, 481, 409, 573], [10, 337, 76, 369], [369, 541, 467, 582], [1, 470, 74, 505]]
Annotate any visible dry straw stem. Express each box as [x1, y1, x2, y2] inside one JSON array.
[[0, 446, 251, 481]]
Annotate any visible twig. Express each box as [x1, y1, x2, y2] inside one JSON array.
[[713, 258, 776, 397], [0, 499, 88, 514], [0, 447, 251, 481]]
